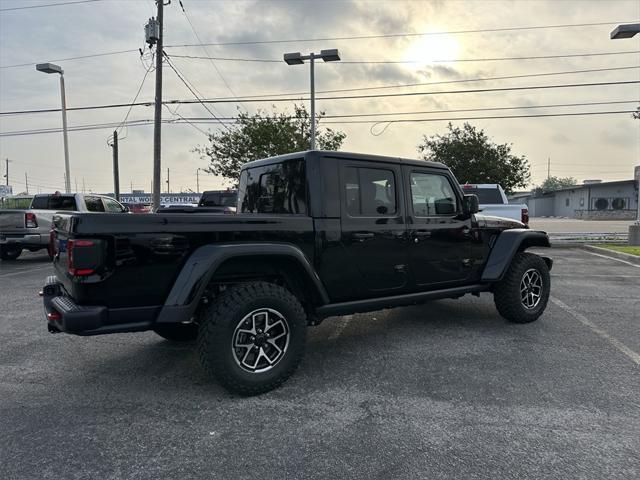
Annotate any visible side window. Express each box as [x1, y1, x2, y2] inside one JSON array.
[[48, 196, 77, 211], [344, 167, 396, 217], [104, 198, 125, 213], [85, 196, 105, 212], [410, 172, 458, 216], [238, 159, 306, 214]]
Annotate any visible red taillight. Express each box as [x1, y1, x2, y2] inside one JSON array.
[[67, 239, 96, 276], [47, 311, 61, 322], [25, 212, 38, 228], [521, 207, 529, 225]]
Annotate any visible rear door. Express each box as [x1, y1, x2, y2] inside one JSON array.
[[339, 161, 409, 295], [404, 167, 474, 288]]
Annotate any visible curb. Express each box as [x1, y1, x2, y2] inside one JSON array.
[[580, 245, 640, 266]]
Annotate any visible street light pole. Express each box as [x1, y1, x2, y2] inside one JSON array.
[[59, 73, 71, 193], [36, 63, 71, 193], [283, 49, 340, 150], [610, 23, 640, 244]]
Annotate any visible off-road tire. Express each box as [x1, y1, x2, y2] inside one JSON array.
[[493, 252, 550, 323], [0, 245, 22, 261], [197, 281, 307, 396], [154, 323, 198, 342]]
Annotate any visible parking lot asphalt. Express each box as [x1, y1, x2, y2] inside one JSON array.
[[1, 248, 638, 480]]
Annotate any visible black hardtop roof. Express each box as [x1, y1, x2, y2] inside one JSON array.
[[241, 150, 449, 171]]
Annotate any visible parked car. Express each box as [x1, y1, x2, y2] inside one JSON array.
[[122, 202, 152, 214], [0, 193, 127, 260], [198, 189, 237, 213], [460, 184, 529, 225], [42, 151, 552, 395]]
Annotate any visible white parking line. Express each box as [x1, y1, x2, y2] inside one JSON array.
[[328, 314, 353, 341], [581, 250, 640, 268], [0, 265, 50, 279], [550, 296, 640, 366]]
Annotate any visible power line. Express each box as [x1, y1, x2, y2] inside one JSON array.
[[177, 0, 247, 109], [2, 19, 637, 69], [168, 50, 640, 65], [2, 79, 638, 116], [173, 65, 640, 99], [0, 49, 139, 69], [109, 58, 154, 142], [1, 109, 636, 137], [163, 53, 231, 130], [180, 100, 640, 120], [0, 0, 102, 12], [165, 20, 639, 47]]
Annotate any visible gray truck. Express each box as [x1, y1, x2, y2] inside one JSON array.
[[0, 193, 127, 260]]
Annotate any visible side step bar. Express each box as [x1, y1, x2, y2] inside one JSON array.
[[316, 284, 490, 318]]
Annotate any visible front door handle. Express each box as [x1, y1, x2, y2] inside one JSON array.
[[352, 232, 375, 242], [414, 230, 432, 238]]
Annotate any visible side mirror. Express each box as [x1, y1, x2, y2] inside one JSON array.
[[463, 194, 480, 215]]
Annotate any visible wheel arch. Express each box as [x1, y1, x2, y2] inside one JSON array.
[[481, 229, 551, 282], [155, 243, 329, 324]]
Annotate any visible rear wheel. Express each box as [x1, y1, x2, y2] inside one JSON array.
[[197, 281, 307, 395], [0, 245, 22, 261], [493, 252, 550, 323], [154, 323, 198, 342]]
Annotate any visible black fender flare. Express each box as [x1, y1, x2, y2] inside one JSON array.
[[481, 229, 552, 282], [155, 243, 329, 324]]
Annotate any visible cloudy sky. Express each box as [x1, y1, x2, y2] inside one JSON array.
[[0, 0, 639, 194]]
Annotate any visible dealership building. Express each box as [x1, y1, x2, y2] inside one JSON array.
[[510, 179, 639, 219]]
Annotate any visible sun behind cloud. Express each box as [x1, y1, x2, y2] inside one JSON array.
[[403, 33, 461, 68]]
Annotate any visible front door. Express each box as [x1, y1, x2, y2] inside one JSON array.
[[403, 167, 473, 288], [339, 161, 409, 296]]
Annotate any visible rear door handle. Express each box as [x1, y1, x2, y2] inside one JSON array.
[[414, 230, 432, 238], [352, 232, 375, 242]]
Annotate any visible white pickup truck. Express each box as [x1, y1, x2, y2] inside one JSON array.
[[460, 184, 529, 225], [0, 193, 127, 260]]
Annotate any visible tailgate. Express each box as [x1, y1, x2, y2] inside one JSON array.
[[0, 211, 26, 230]]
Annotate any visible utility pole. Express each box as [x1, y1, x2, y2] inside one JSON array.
[[25, 173, 29, 194], [3, 158, 9, 186], [196, 168, 200, 193], [75, 178, 78, 193], [547, 157, 550, 180], [82, 177, 86, 194], [151, 0, 166, 211], [111, 130, 120, 200], [166, 167, 170, 193]]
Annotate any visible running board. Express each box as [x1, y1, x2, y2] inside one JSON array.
[[316, 284, 490, 318]]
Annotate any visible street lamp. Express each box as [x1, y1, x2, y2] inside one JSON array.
[[610, 23, 640, 244], [610, 23, 640, 39], [283, 49, 341, 150], [36, 63, 71, 193]]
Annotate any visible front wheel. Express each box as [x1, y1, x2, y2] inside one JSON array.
[[493, 252, 550, 323], [197, 281, 307, 395], [0, 245, 22, 261]]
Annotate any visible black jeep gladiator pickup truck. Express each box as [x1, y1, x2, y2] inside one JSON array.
[[42, 151, 552, 395]]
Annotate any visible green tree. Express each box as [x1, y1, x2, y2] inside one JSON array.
[[195, 105, 346, 184], [417, 122, 531, 193], [535, 176, 577, 193]]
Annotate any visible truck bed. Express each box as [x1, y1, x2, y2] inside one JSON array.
[[52, 212, 315, 309]]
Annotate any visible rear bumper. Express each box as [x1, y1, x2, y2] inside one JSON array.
[[0, 233, 45, 248], [42, 276, 160, 335]]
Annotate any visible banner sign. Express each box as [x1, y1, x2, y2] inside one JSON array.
[[116, 193, 202, 204]]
